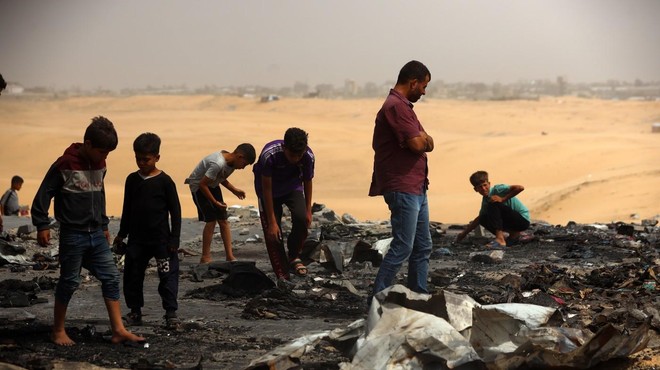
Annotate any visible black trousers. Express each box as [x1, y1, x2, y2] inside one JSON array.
[[258, 190, 308, 279], [479, 202, 530, 234], [123, 241, 179, 313]]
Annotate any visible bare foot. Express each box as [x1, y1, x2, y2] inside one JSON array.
[[51, 330, 75, 346], [226, 256, 237, 262], [199, 256, 211, 264], [110, 330, 145, 345]]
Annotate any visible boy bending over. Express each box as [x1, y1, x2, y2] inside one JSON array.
[[253, 127, 315, 281], [185, 144, 256, 263]]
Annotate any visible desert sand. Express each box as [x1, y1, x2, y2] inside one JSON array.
[[0, 95, 658, 225]]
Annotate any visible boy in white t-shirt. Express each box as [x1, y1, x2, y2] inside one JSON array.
[[185, 144, 256, 263]]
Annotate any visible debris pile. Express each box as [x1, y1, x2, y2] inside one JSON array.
[[0, 208, 657, 369]]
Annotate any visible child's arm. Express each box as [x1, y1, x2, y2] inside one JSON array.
[[0, 191, 8, 215], [220, 180, 246, 200], [31, 164, 62, 247], [303, 179, 313, 227], [456, 216, 480, 242], [260, 175, 281, 242], [490, 185, 524, 203], [114, 176, 132, 245], [199, 176, 227, 208], [166, 178, 182, 253]]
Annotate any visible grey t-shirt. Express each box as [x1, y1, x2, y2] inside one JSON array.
[[184, 151, 235, 192], [0, 189, 19, 215]]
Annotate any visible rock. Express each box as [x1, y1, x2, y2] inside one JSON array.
[[341, 213, 358, 224]]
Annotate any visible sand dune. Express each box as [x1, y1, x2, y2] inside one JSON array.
[[1, 95, 658, 225]]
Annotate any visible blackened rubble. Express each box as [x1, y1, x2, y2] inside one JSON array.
[[0, 207, 658, 369]]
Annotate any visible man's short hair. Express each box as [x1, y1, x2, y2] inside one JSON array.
[[283, 127, 308, 153], [469, 171, 489, 187], [234, 143, 256, 164], [11, 175, 23, 185], [396, 60, 431, 85], [84, 116, 118, 150], [133, 132, 161, 155], [0, 74, 6, 91]]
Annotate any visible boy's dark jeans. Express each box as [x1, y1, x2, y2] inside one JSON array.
[[123, 241, 179, 313], [57, 228, 121, 304], [258, 190, 308, 279], [479, 202, 530, 234]]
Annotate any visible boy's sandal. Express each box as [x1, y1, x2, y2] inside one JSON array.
[[485, 240, 507, 250], [507, 234, 535, 245], [290, 259, 308, 277], [164, 316, 181, 330], [505, 236, 521, 246], [124, 312, 143, 326]]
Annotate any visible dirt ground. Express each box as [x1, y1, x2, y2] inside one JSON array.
[[0, 209, 658, 370]]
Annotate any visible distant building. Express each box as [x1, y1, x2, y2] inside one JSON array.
[[260, 94, 279, 103], [5, 83, 24, 94]]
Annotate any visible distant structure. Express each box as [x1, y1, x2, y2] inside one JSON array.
[[557, 76, 567, 96], [260, 94, 279, 103], [5, 83, 24, 95]]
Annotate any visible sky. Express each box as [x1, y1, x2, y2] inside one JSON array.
[[1, 0, 659, 91]]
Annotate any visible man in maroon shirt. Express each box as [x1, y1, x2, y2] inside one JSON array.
[[369, 60, 434, 299]]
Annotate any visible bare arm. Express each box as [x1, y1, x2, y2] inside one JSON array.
[[406, 131, 434, 154], [200, 176, 226, 208], [490, 185, 524, 203], [261, 175, 281, 241], [221, 180, 246, 200], [456, 215, 480, 242], [303, 179, 313, 227]]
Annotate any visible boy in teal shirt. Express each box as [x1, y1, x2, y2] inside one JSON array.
[[456, 170, 530, 249]]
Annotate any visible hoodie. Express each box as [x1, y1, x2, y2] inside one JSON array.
[[31, 143, 109, 232]]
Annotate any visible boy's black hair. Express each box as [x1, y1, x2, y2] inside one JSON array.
[[469, 171, 489, 187], [133, 132, 161, 155], [234, 143, 256, 164], [84, 116, 118, 150], [283, 127, 308, 153], [11, 175, 23, 185], [396, 60, 431, 85], [0, 74, 6, 91]]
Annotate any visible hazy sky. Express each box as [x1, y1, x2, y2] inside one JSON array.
[[1, 0, 659, 90]]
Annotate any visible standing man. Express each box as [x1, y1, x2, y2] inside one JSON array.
[[369, 60, 434, 298]]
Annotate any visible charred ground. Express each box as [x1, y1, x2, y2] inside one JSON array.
[[0, 208, 658, 369]]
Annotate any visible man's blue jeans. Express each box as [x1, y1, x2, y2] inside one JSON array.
[[373, 191, 432, 295], [56, 228, 121, 304]]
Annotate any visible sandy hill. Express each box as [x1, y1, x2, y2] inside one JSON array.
[[1, 95, 658, 225]]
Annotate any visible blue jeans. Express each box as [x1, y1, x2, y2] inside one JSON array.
[[372, 191, 432, 295], [56, 228, 121, 304]]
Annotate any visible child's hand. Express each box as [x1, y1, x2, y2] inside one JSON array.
[[489, 195, 504, 203], [232, 189, 246, 200], [37, 229, 50, 247], [214, 200, 228, 209], [266, 222, 282, 244], [113, 236, 123, 246]]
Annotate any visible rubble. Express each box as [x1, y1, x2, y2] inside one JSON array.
[[0, 207, 657, 369]]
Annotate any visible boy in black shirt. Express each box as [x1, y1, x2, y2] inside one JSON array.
[[114, 133, 182, 329]]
